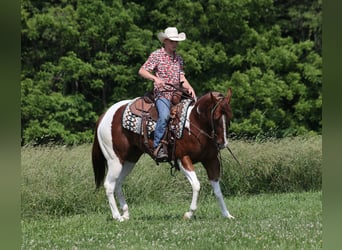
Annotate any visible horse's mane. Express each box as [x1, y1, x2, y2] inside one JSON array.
[[194, 91, 225, 115]]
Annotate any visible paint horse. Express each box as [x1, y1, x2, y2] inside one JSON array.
[[92, 88, 235, 221]]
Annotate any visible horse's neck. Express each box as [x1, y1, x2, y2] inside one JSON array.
[[188, 102, 211, 130]]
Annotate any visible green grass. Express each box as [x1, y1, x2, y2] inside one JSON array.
[[22, 192, 322, 249], [21, 136, 322, 249]]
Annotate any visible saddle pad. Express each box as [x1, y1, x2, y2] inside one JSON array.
[[122, 98, 193, 139]]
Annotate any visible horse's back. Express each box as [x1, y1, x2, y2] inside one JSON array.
[[99, 100, 131, 129], [97, 100, 131, 160]]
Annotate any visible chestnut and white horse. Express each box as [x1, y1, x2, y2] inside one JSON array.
[[92, 88, 234, 221]]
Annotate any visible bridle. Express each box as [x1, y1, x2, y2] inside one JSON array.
[[210, 95, 226, 140], [206, 94, 242, 169], [189, 93, 227, 147], [187, 92, 243, 170]]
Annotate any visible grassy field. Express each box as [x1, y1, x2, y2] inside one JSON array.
[[21, 136, 322, 249], [22, 192, 322, 249]]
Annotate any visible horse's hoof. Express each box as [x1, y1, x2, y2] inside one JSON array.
[[226, 214, 235, 219], [183, 211, 193, 220], [122, 214, 130, 221], [113, 216, 125, 222]]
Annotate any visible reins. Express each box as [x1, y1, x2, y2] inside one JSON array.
[[189, 93, 243, 169], [165, 82, 195, 101], [226, 145, 242, 167], [161, 86, 243, 172]]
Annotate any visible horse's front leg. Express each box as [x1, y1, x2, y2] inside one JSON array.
[[178, 156, 200, 219], [210, 180, 234, 219], [204, 159, 234, 219]]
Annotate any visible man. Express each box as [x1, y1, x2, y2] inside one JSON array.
[[139, 27, 196, 160]]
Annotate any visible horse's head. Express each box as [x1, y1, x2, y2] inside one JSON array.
[[195, 88, 233, 149]]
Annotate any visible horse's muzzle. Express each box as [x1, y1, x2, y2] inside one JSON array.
[[217, 139, 228, 150]]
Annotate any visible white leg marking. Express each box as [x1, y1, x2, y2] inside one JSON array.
[[210, 180, 234, 219], [178, 159, 200, 219], [97, 99, 131, 222], [104, 159, 124, 221], [116, 161, 135, 220]]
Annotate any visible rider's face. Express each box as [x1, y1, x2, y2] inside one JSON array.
[[164, 39, 179, 52]]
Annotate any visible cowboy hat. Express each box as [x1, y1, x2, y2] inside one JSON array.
[[157, 27, 186, 43]]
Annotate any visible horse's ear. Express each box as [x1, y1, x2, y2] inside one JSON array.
[[226, 88, 232, 103], [210, 92, 215, 101]]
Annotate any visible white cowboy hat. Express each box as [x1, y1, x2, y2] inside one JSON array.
[[157, 27, 186, 43]]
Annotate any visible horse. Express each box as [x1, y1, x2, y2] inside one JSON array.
[[91, 88, 235, 221]]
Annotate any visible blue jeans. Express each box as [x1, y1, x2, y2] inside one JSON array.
[[154, 98, 171, 148]]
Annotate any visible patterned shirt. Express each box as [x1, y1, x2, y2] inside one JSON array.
[[142, 47, 185, 100]]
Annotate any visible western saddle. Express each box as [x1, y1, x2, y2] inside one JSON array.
[[124, 88, 194, 164]]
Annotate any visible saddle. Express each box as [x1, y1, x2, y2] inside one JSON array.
[[129, 92, 158, 121], [122, 92, 194, 161]]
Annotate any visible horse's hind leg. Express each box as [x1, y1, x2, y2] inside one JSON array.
[[104, 158, 124, 221], [115, 161, 135, 220]]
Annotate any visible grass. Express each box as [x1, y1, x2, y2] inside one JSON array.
[[22, 192, 322, 249], [21, 136, 322, 249]]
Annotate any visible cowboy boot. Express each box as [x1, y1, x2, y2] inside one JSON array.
[[153, 143, 168, 160]]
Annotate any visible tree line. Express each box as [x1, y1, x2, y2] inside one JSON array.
[[21, 0, 322, 145]]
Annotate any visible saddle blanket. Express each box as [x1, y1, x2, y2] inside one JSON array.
[[122, 98, 193, 139]]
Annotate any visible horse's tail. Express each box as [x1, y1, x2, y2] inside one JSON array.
[[91, 117, 107, 189]]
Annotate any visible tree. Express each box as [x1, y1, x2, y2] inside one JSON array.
[[21, 0, 322, 144]]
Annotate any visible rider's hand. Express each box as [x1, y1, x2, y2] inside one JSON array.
[[154, 78, 165, 89], [188, 87, 196, 100]]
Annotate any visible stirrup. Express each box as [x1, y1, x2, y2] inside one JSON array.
[[153, 144, 168, 161], [153, 144, 162, 157]]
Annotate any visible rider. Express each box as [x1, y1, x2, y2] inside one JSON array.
[[139, 27, 196, 160]]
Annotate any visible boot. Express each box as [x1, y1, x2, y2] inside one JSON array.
[[154, 145, 168, 161]]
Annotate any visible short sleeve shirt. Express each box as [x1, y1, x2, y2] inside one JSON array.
[[142, 47, 185, 100]]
